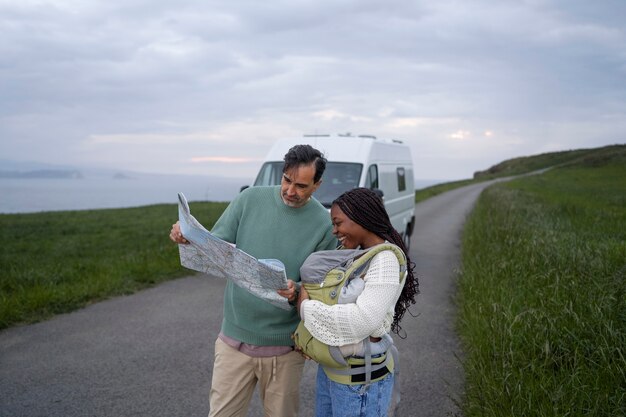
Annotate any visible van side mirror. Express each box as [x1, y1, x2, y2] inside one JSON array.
[[240, 185, 250, 193], [371, 188, 384, 199]]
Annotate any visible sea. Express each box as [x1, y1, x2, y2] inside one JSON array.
[[0, 175, 251, 214], [0, 176, 443, 214]]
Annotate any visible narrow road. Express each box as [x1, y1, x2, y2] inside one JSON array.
[[0, 180, 500, 417]]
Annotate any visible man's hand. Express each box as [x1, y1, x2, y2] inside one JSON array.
[[277, 279, 299, 303], [169, 221, 189, 244]]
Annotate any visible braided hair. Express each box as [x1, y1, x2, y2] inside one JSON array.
[[332, 187, 419, 335]]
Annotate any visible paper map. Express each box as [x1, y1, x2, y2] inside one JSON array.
[[177, 192, 291, 310]]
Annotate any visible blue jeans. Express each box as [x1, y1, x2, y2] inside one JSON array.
[[315, 365, 395, 417]]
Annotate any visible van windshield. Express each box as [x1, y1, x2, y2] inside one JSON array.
[[253, 162, 363, 208]]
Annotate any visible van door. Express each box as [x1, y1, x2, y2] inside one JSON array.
[[364, 165, 379, 189], [375, 163, 415, 248]]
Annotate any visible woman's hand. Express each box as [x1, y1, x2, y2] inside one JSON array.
[[296, 285, 309, 311], [169, 221, 189, 244]]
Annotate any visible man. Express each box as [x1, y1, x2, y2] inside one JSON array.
[[169, 144, 336, 417]]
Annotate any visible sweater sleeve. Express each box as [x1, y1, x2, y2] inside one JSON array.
[[301, 250, 403, 346], [210, 191, 244, 243], [316, 228, 339, 251]]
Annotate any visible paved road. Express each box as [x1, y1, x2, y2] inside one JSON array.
[[0, 180, 500, 417]]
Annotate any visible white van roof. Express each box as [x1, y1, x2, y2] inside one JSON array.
[[263, 134, 412, 164]]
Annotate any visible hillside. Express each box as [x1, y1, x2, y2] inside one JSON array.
[[472, 143, 625, 179], [416, 143, 625, 204]]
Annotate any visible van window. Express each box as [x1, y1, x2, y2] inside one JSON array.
[[254, 162, 283, 186], [365, 165, 379, 189], [254, 161, 362, 208], [315, 163, 362, 207], [397, 167, 406, 192]]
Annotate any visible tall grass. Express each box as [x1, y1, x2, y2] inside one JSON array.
[[457, 158, 625, 416], [0, 201, 227, 329]]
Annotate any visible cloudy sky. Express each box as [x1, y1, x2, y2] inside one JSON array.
[[1, 0, 625, 181]]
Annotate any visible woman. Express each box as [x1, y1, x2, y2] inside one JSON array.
[[296, 187, 418, 417]]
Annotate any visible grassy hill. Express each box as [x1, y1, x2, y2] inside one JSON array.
[[472, 143, 625, 178], [415, 143, 625, 203]]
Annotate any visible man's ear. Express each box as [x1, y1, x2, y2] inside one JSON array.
[[313, 179, 322, 192]]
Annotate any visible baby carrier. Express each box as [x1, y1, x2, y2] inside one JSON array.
[[293, 243, 407, 385]]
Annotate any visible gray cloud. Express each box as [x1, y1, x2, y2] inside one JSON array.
[[1, 0, 624, 180]]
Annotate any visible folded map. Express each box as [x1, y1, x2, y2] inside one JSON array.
[[177, 192, 290, 310]]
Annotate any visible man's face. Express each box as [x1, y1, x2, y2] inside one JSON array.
[[280, 163, 321, 208]]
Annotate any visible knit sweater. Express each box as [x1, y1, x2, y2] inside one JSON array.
[[211, 185, 337, 346], [301, 250, 403, 347]]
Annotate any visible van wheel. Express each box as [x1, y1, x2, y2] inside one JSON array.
[[403, 227, 411, 250]]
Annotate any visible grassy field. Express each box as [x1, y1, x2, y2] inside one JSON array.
[[457, 150, 625, 416], [0, 201, 227, 329]]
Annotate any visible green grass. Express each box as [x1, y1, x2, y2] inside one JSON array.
[[457, 153, 626, 416], [414, 178, 476, 203], [0, 201, 227, 329]]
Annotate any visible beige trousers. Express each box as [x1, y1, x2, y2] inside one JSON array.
[[208, 338, 305, 417]]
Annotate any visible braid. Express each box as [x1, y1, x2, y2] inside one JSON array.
[[333, 188, 419, 334]]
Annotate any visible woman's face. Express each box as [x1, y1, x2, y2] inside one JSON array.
[[330, 204, 381, 249]]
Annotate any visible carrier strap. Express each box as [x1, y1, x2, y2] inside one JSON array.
[[322, 339, 401, 402], [321, 347, 392, 377], [364, 338, 372, 386], [390, 344, 401, 408]]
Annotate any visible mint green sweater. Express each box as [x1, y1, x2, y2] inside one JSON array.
[[211, 185, 337, 346]]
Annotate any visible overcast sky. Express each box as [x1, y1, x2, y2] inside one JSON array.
[[1, 0, 625, 181]]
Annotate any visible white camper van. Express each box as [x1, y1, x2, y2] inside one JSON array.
[[251, 134, 416, 248]]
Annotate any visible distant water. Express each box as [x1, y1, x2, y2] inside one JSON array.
[[0, 176, 445, 214], [0, 175, 250, 214]]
